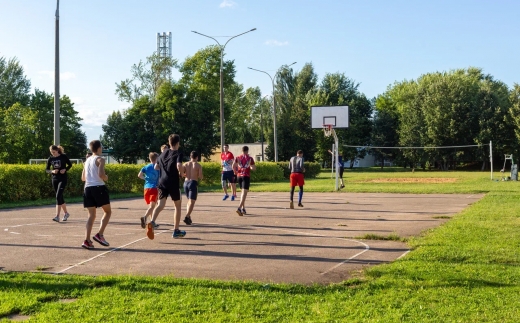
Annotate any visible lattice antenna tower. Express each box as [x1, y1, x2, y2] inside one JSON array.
[[157, 32, 172, 79]]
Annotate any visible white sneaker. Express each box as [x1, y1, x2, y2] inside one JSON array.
[[63, 213, 70, 221], [52, 216, 60, 222]]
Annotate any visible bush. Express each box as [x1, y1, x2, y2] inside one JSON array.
[[276, 162, 322, 179]]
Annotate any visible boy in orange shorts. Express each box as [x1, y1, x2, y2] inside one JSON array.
[[289, 150, 305, 209], [138, 152, 160, 228]]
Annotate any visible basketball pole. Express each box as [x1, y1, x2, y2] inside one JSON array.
[[332, 129, 339, 191], [331, 143, 335, 178], [490, 140, 493, 181]]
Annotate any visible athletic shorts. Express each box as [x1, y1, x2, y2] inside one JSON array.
[[237, 176, 251, 190], [221, 170, 236, 185], [290, 173, 305, 187], [158, 186, 181, 201], [144, 188, 158, 204], [183, 180, 198, 200], [83, 185, 110, 208]]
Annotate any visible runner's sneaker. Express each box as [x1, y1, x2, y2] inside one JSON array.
[[152, 222, 160, 229], [172, 229, 186, 238], [298, 203, 304, 207], [340, 184, 345, 189], [236, 208, 243, 216], [93, 233, 110, 246], [140, 216, 146, 229], [242, 208, 247, 215], [223, 194, 229, 201], [183, 216, 192, 225], [231, 195, 235, 201], [290, 201, 294, 209], [147, 222, 155, 240], [62, 212, 70, 221], [82, 240, 94, 249], [52, 215, 60, 222]]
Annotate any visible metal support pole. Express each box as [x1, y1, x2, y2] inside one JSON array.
[[331, 143, 335, 178], [54, 0, 60, 145], [490, 140, 493, 180], [260, 106, 264, 161], [333, 130, 339, 191]]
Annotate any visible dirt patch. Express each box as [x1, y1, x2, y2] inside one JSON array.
[[366, 178, 457, 184]]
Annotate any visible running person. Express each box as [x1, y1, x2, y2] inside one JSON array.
[[138, 152, 160, 228], [182, 151, 203, 225], [328, 149, 345, 188], [46, 145, 73, 222], [233, 146, 256, 216], [289, 150, 305, 209], [148, 134, 186, 239], [81, 140, 111, 249], [221, 144, 237, 201]]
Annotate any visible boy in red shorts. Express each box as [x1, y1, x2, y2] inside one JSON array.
[[138, 152, 160, 228], [289, 150, 305, 209]]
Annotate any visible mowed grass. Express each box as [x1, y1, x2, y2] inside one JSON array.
[[2, 168, 520, 322]]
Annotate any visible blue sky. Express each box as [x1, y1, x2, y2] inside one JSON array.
[[1, 0, 519, 142]]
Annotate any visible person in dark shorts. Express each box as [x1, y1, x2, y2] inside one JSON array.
[[138, 152, 160, 228], [46, 145, 73, 222], [289, 150, 305, 209], [81, 140, 111, 249], [182, 151, 203, 225], [221, 144, 237, 200], [328, 149, 345, 189], [233, 146, 256, 216], [148, 134, 186, 239]]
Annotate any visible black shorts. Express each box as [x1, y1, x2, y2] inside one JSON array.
[[158, 186, 181, 201], [83, 185, 110, 208], [221, 170, 236, 184], [183, 180, 198, 200], [237, 176, 251, 190]]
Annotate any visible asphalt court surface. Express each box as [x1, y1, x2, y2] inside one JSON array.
[[0, 192, 483, 284]]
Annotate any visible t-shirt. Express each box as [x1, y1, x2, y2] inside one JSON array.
[[157, 149, 183, 188], [46, 154, 73, 179], [289, 156, 304, 173], [337, 155, 344, 168], [235, 154, 255, 177], [221, 151, 234, 172], [140, 163, 159, 189]]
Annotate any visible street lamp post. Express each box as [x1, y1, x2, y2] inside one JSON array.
[[192, 28, 256, 150], [248, 62, 296, 162], [54, 0, 60, 145]]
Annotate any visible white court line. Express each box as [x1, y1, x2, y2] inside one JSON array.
[[396, 250, 410, 260], [9, 232, 21, 235], [199, 221, 370, 276], [55, 230, 172, 274]]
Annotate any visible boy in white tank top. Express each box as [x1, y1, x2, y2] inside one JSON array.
[[81, 140, 112, 249]]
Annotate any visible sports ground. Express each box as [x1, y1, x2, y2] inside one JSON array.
[[1, 192, 482, 284]]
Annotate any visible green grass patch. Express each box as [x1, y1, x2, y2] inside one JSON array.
[[354, 233, 408, 242], [1, 168, 520, 322]]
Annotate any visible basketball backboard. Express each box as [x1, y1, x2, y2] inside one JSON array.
[[311, 106, 349, 129]]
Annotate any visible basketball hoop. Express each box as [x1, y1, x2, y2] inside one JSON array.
[[323, 124, 333, 137]]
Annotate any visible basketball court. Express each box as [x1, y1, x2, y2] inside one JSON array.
[[0, 192, 483, 284]]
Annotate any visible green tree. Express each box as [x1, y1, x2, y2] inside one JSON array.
[[0, 56, 31, 109], [372, 95, 399, 168], [1, 103, 37, 163]]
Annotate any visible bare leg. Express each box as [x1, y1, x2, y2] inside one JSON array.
[[231, 183, 237, 196], [173, 199, 182, 230], [186, 199, 196, 218], [55, 204, 61, 217], [238, 189, 249, 209], [151, 198, 167, 223], [61, 203, 68, 214], [85, 207, 96, 240], [145, 201, 156, 221], [97, 204, 112, 235]]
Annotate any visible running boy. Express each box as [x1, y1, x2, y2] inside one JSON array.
[[138, 152, 160, 228], [182, 151, 203, 225], [221, 144, 237, 200], [233, 146, 256, 216], [289, 150, 305, 208], [81, 140, 111, 249], [46, 145, 73, 222], [148, 134, 185, 239]]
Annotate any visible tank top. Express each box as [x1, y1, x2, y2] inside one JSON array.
[[84, 156, 105, 187]]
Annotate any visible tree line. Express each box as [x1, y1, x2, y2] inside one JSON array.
[[0, 57, 87, 163]]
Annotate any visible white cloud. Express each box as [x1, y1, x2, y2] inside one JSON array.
[[219, 0, 237, 8], [264, 39, 289, 46], [38, 70, 76, 80]]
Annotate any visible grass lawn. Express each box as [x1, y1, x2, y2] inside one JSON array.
[[1, 168, 520, 322]]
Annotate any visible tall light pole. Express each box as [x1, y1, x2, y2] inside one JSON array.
[[259, 94, 269, 161], [248, 62, 296, 162], [191, 28, 256, 150], [54, 0, 60, 145]]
